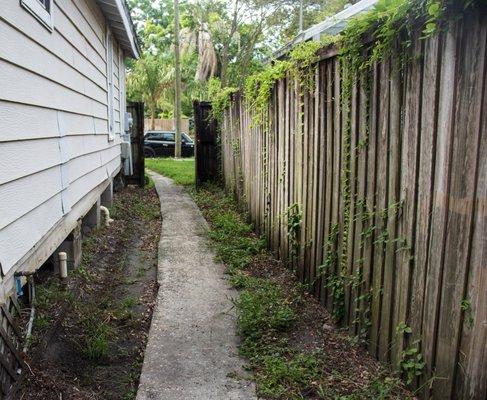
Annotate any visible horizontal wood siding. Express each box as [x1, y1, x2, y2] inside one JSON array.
[[220, 12, 486, 400], [0, 0, 126, 282]]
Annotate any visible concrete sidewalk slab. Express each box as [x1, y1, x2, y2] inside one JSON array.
[[136, 172, 256, 400]]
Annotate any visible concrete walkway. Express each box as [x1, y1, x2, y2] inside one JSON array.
[[136, 172, 256, 400]]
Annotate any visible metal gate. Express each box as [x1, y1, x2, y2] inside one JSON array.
[[193, 101, 219, 186], [126, 102, 145, 187]]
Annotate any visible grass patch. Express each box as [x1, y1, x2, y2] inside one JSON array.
[[121, 296, 137, 309], [191, 183, 412, 399], [146, 157, 195, 186], [144, 173, 155, 189], [80, 316, 112, 361], [132, 197, 160, 220]]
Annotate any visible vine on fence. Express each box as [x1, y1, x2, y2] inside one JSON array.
[[282, 203, 303, 260], [213, 0, 484, 354]]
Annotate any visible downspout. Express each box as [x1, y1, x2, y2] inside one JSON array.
[[123, 112, 134, 176]]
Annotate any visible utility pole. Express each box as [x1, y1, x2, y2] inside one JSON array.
[[173, 0, 182, 158], [299, 0, 304, 32]]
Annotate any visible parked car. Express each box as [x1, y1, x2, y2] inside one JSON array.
[[144, 130, 195, 157]]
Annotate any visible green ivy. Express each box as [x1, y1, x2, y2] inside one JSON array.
[[399, 340, 426, 384], [210, 0, 485, 367], [211, 86, 239, 123], [283, 203, 303, 260], [241, 36, 338, 125]]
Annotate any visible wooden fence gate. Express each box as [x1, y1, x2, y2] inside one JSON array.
[[193, 101, 219, 186]]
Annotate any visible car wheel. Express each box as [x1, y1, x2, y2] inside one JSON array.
[[144, 147, 156, 158]]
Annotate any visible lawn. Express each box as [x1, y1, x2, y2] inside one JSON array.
[[145, 157, 195, 186]]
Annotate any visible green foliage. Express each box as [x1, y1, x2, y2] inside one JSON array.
[[145, 157, 195, 186], [80, 318, 112, 361], [241, 37, 339, 125], [460, 298, 474, 328], [211, 85, 239, 122], [236, 279, 296, 340], [244, 60, 291, 124], [321, 376, 405, 400], [127, 54, 173, 126], [132, 197, 160, 220], [396, 322, 412, 335], [399, 341, 425, 384], [144, 173, 155, 189], [35, 282, 73, 309], [257, 352, 323, 398], [283, 203, 302, 259], [121, 296, 138, 309], [340, 0, 483, 71], [189, 184, 265, 271], [423, 0, 443, 36], [317, 224, 346, 322], [192, 182, 413, 399]]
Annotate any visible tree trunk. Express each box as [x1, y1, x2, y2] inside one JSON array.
[[220, 45, 229, 87], [150, 106, 156, 130], [173, 0, 182, 158]]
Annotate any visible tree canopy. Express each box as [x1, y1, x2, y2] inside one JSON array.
[[126, 0, 349, 119]]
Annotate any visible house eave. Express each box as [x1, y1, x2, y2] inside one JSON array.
[[96, 0, 140, 59]]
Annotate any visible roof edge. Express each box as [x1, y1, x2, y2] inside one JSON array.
[[97, 0, 140, 59], [115, 0, 140, 58]]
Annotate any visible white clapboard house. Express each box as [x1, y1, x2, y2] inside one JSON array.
[[0, 0, 139, 304]]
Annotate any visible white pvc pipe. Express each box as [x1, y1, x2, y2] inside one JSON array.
[[23, 277, 35, 354], [59, 252, 68, 280]]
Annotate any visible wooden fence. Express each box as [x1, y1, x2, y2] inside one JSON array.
[[219, 12, 486, 400], [144, 118, 190, 134], [0, 293, 24, 398]]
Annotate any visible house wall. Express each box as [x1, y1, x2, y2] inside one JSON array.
[[0, 0, 127, 301]]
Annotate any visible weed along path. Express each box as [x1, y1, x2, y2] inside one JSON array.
[[136, 171, 256, 400]]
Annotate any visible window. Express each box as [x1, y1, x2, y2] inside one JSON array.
[[162, 133, 175, 142], [21, 0, 53, 31], [146, 132, 164, 140], [38, 0, 50, 10], [119, 47, 126, 133]]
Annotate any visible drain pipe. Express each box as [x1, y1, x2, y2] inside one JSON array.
[[14, 271, 36, 354], [59, 252, 68, 281], [17, 253, 68, 354], [23, 276, 35, 354]]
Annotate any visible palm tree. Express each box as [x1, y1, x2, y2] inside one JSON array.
[[127, 54, 173, 130]]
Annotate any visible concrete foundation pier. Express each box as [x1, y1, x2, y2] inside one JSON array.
[[82, 197, 101, 234], [101, 180, 114, 208]]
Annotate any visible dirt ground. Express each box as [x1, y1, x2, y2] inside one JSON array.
[[14, 184, 161, 400]]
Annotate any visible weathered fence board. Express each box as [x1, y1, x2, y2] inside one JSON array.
[[219, 12, 486, 399]]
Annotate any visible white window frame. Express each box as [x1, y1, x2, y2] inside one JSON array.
[[106, 28, 115, 141], [119, 46, 126, 134], [20, 0, 54, 32]]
